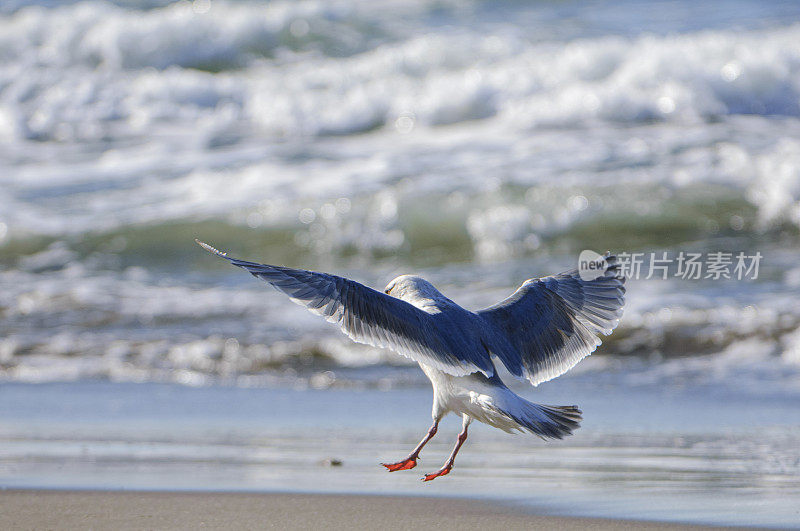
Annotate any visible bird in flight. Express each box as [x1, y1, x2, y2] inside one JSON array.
[[196, 240, 625, 481]]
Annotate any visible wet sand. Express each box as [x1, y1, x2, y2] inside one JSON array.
[[3, 382, 799, 527], [0, 490, 738, 530]]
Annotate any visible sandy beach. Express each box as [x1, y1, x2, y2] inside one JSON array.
[[0, 490, 737, 530], [2, 382, 799, 528]]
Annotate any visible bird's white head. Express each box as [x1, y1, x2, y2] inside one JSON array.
[[384, 275, 445, 303]]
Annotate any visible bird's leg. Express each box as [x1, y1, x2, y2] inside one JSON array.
[[421, 417, 470, 481], [382, 421, 438, 472]]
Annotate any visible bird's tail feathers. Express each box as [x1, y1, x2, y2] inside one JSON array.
[[498, 398, 582, 440]]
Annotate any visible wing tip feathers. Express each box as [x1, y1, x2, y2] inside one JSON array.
[[195, 239, 229, 258]]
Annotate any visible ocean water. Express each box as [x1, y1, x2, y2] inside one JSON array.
[[1, 0, 800, 525], [1, 0, 800, 388]]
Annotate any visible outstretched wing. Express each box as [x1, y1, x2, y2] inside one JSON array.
[[477, 254, 625, 386], [197, 240, 492, 377]]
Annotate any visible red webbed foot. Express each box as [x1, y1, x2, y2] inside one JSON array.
[[421, 466, 451, 481], [381, 458, 417, 472]]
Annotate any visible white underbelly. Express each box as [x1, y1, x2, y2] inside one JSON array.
[[418, 362, 524, 432]]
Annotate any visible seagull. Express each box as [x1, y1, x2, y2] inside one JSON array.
[[196, 240, 625, 481]]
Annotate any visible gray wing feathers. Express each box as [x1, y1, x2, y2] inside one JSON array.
[[196, 240, 488, 377], [478, 254, 625, 386]]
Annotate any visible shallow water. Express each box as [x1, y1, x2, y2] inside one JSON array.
[[2, 380, 799, 527]]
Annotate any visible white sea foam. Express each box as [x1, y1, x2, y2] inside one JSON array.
[[1, 4, 800, 243], [2, 0, 800, 387], [2, 4, 800, 142], [0, 4, 798, 138]]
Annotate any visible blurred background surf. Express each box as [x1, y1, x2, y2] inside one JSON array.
[[1, 0, 800, 526]]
